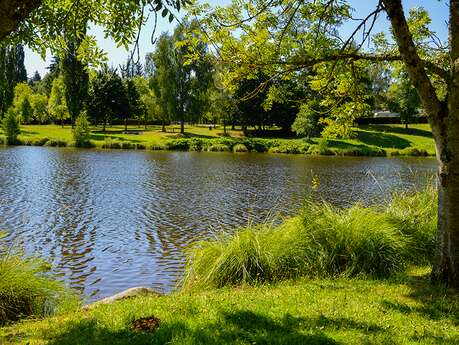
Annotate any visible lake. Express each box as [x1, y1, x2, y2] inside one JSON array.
[[0, 147, 437, 301]]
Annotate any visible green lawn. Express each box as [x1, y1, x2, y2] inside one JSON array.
[[1, 267, 458, 344], [0, 123, 436, 156]]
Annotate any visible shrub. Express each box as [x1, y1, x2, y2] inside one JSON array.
[[207, 144, 230, 152], [242, 139, 270, 153], [149, 143, 166, 151], [121, 142, 134, 150], [189, 138, 205, 151], [0, 236, 77, 324], [268, 142, 309, 154], [165, 139, 189, 151], [72, 112, 91, 147], [307, 139, 335, 155], [44, 139, 67, 147], [32, 137, 49, 146], [102, 139, 122, 149], [233, 143, 249, 153], [135, 143, 146, 150], [1, 109, 20, 145], [335, 146, 387, 157]]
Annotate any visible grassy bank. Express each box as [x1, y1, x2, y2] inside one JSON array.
[[0, 123, 436, 156], [2, 268, 458, 344], [0, 188, 445, 344]]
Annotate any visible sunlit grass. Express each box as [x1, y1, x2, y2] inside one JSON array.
[[2, 268, 459, 344], [0, 123, 436, 156]]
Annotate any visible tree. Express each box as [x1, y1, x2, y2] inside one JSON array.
[[87, 67, 127, 132], [12, 82, 34, 124], [194, 0, 459, 286], [1, 108, 20, 145], [123, 78, 143, 131], [61, 39, 89, 126], [387, 68, 421, 129], [48, 76, 69, 127], [150, 21, 213, 134], [72, 112, 91, 147], [0, 45, 28, 116], [30, 93, 49, 124], [0, 0, 188, 67]]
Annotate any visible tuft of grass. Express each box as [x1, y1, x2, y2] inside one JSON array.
[[206, 144, 230, 152], [233, 143, 249, 153], [386, 186, 437, 264], [165, 139, 189, 151], [268, 142, 309, 154], [44, 139, 67, 147], [0, 238, 77, 324], [183, 189, 436, 290]]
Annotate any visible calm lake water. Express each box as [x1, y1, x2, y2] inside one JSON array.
[[0, 147, 437, 300]]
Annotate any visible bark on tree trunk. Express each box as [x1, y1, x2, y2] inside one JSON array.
[[180, 119, 185, 134], [432, 157, 459, 286]]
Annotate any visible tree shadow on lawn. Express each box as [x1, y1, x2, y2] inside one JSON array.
[[380, 272, 459, 343], [355, 130, 411, 149], [364, 125, 433, 138], [39, 309, 397, 345], [89, 133, 143, 143]]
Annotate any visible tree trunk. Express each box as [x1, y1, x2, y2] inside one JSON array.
[[125, 118, 128, 132], [180, 119, 185, 134], [431, 77, 459, 286], [432, 155, 459, 287], [162, 121, 166, 132]]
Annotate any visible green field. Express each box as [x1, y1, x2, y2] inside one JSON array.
[[1, 268, 458, 345], [0, 123, 436, 156]]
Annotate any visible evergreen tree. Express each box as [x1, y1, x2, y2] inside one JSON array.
[[0, 45, 27, 116], [2, 108, 20, 145], [61, 38, 89, 126]]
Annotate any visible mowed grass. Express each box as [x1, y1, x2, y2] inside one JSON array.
[[0, 123, 436, 155], [1, 268, 459, 345], [16, 124, 235, 145]]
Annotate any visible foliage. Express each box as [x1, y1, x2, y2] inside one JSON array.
[[61, 38, 89, 124], [12, 82, 33, 123], [292, 103, 323, 138], [0, 233, 77, 324], [87, 67, 127, 130], [48, 76, 69, 126], [30, 93, 49, 124], [72, 112, 91, 147], [0, 45, 27, 116], [1, 108, 20, 144], [183, 189, 436, 289], [149, 21, 213, 133], [386, 68, 421, 127]]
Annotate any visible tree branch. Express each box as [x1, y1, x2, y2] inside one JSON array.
[[0, 0, 42, 40], [382, 0, 446, 124]]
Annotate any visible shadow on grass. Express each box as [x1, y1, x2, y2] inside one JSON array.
[[364, 125, 433, 138], [356, 130, 411, 149], [39, 310, 397, 345], [382, 272, 459, 322], [89, 134, 143, 143]]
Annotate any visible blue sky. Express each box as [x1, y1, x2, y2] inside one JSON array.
[[24, 0, 449, 78]]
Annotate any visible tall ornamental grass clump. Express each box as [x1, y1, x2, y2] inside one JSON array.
[[0, 237, 77, 324], [386, 186, 437, 264], [183, 189, 437, 290]]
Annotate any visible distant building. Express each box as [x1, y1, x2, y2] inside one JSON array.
[[373, 110, 400, 118]]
